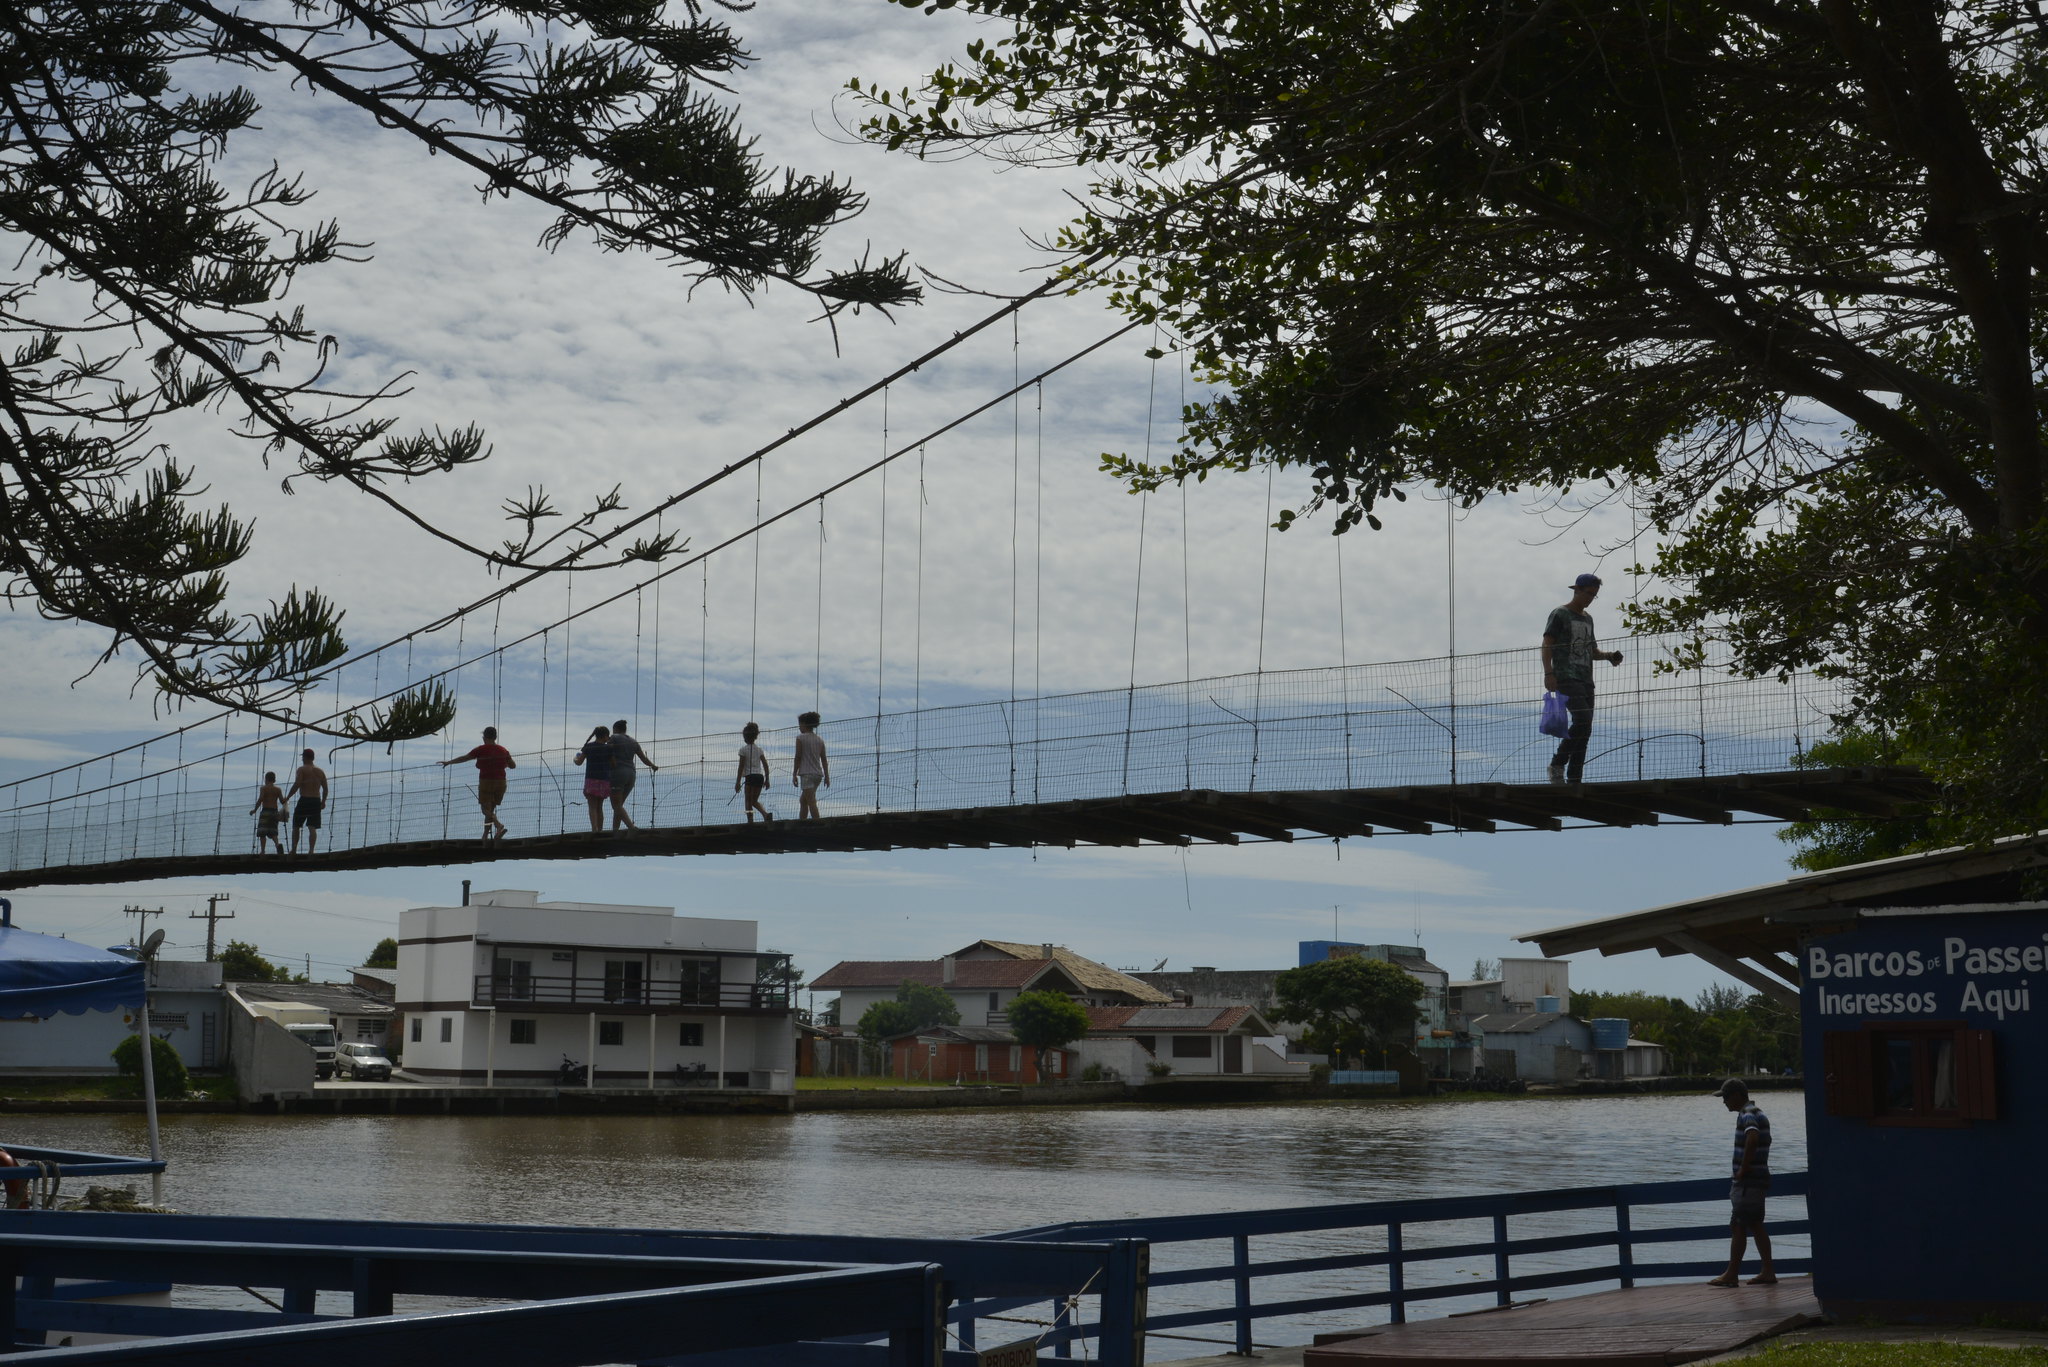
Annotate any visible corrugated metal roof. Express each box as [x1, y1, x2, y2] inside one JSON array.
[[1469, 1011, 1571, 1034], [233, 981, 393, 1017]]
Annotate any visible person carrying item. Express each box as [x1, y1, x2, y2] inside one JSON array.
[[1541, 573, 1623, 784], [250, 772, 285, 855], [735, 722, 773, 822], [1709, 1078, 1777, 1287], [792, 711, 829, 820], [573, 725, 612, 833], [441, 726, 515, 841], [284, 748, 328, 855], [607, 720, 658, 831]]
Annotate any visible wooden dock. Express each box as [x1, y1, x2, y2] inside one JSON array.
[[1304, 1278, 1823, 1367]]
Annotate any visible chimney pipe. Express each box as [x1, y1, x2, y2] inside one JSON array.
[[1041, 943, 1054, 961], [0, 896, 10, 928], [461, 879, 471, 907], [941, 955, 956, 985]]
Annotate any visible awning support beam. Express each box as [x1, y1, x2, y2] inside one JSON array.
[[1665, 932, 1800, 1009]]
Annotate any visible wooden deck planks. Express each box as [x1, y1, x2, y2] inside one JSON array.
[[1304, 1278, 1823, 1367]]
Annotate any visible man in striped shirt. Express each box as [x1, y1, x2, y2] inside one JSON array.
[[1709, 1078, 1777, 1286]]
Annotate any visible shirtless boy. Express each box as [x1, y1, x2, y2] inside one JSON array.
[[250, 772, 285, 855]]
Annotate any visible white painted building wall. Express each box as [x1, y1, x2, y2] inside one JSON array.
[[397, 890, 793, 1090]]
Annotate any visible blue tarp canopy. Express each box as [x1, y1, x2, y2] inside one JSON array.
[[0, 925, 146, 1019]]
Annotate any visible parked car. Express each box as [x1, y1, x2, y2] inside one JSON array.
[[335, 1041, 394, 1081]]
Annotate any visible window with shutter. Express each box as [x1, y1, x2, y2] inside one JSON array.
[[1828, 1021, 1993, 1127], [1956, 1028, 1998, 1121]]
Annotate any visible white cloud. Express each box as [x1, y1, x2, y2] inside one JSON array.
[[1026, 840, 1492, 897]]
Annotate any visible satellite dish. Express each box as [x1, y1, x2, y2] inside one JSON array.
[[142, 928, 166, 957], [1151, 958, 1169, 971]]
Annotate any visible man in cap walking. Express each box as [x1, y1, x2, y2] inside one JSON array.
[[1542, 573, 1623, 783]]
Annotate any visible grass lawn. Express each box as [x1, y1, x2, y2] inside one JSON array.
[[1747, 1345, 2048, 1365], [794, 1076, 969, 1091], [0, 1075, 238, 1102]]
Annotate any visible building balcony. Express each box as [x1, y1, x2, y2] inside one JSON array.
[[474, 974, 792, 1014]]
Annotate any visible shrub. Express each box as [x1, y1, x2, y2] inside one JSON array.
[[1080, 1062, 1108, 1082], [1146, 1061, 1173, 1078], [111, 1033, 188, 1097], [1309, 1062, 1333, 1084]]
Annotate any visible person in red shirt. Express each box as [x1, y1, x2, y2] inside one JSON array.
[[441, 725, 516, 841]]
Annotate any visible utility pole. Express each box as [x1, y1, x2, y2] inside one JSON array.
[[122, 904, 164, 948], [188, 893, 233, 961]]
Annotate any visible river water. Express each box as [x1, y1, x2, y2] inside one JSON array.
[[1, 1094, 1809, 1350]]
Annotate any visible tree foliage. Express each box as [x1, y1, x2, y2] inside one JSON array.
[[856, 978, 961, 1042], [364, 938, 398, 970], [112, 1030, 189, 1097], [1572, 987, 1800, 1075], [1005, 988, 1089, 1075], [2, 0, 915, 737], [859, 0, 2048, 832], [218, 938, 288, 982], [1272, 956, 1422, 1067], [1778, 732, 1950, 871]]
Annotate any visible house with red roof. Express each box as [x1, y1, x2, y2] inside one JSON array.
[[1078, 1003, 1299, 1078]]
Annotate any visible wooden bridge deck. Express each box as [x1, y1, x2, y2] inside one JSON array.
[[1304, 1277, 1823, 1366], [0, 766, 1930, 889]]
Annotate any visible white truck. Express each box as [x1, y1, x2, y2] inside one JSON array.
[[246, 1001, 338, 1079]]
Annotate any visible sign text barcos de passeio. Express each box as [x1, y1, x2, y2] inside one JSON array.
[[1809, 933, 2041, 1020]]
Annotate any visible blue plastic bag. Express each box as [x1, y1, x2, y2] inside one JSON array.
[[1539, 690, 1571, 738]]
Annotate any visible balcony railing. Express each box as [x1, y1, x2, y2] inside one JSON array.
[[474, 974, 791, 1011]]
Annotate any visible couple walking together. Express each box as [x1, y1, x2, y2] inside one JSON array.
[[736, 713, 829, 822]]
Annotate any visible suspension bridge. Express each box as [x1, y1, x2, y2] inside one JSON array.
[[0, 293, 1932, 892], [0, 635, 1930, 888]]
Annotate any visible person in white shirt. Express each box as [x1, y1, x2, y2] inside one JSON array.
[[792, 711, 830, 820], [734, 722, 773, 822]]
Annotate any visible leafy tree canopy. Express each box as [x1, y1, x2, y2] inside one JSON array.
[[1272, 956, 1421, 1067], [856, 978, 961, 1042], [218, 938, 288, 982], [3, 0, 915, 738], [364, 938, 398, 970], [1005, 988, 1090, 1074], [859, 0, 2048, 833], [1778, 732, 1947, 871]]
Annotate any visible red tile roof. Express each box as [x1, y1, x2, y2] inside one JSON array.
[[811, 959, 1063, 991]]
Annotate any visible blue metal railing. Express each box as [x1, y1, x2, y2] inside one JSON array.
[[2, 1170, 1810, 1364], [989, 1171, 1812, 1357], [0, 1146, 166, 1181]]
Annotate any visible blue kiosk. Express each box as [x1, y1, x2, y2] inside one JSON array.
[[1524, 833, 2048, 1324]]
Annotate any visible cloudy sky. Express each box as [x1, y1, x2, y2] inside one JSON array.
[[0, 2, 1817, 1003]]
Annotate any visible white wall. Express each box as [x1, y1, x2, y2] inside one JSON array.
[[401, 1009, 794, 1090], [1500, 958, 1571, 1012]]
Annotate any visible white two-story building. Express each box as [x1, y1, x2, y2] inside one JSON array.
[[396, 889, 797, 1091]]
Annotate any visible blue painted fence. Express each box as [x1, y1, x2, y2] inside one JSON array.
[[2, 1165, 1809, 1365]]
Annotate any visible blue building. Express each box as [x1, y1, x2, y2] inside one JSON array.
[[1524, 833, 2048, 1323]]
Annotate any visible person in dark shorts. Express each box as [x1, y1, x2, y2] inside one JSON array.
[[441, 726, 515, 841], [606, 720, 658, 831], [284, 748, 328, 855], [1709, 1078, 1777, 1286], [249, 772, 285, 855], [735, 722, 773, 822], [573, 724, 612, 833], [1541, 573, 1624, 783]]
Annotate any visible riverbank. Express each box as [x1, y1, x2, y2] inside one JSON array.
[[0, 1075, 1409, 1115], [0, 1073, 1799, 1116]]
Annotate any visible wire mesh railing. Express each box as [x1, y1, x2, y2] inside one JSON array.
[[0, 632, 1839, 872]]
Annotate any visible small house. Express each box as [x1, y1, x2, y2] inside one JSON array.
[[1080, 1003, 1285, 1077]]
